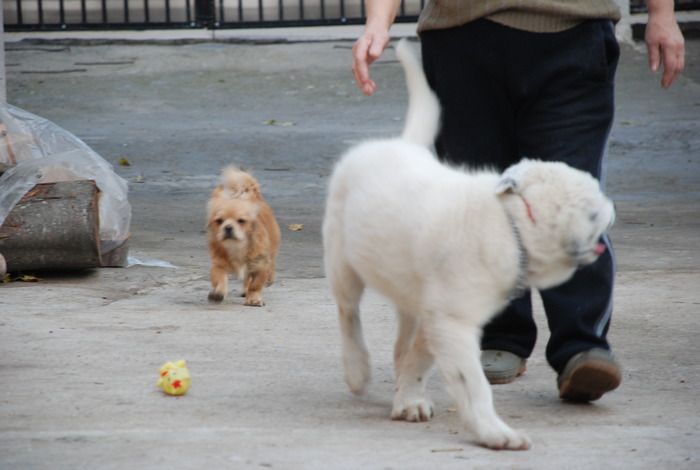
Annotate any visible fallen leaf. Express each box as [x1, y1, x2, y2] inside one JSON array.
[[7, 275, 43, 283], [262, 120, 296, 127], [288, 224, 304, 231], [118, 158, 131, 166]]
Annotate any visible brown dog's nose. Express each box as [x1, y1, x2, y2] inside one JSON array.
[[224, 225, 235, 239]]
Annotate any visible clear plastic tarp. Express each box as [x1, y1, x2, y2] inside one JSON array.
[[0, 103, 131, 255]]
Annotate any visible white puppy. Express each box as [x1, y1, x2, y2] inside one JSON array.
[[323, 39, 615, 450]]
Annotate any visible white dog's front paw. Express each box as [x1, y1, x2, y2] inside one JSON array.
[[477, 427, 531, 451], [391, 398, 434, 422]]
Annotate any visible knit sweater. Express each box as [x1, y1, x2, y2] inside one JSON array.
[[417, 0, 622, 33]]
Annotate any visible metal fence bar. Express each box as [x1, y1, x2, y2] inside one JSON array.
[[37, 0, 44, 24], [14, 0, 22, 25], [60, 0, 66, 24], [197, 0, 213, 26], [631, 0, 700, 12]]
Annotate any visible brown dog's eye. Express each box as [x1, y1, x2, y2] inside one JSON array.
[[237, 218, 246, 225], [215, 218, 224, 225]]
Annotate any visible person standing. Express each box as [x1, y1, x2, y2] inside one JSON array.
[[351, 0, 684, 401]]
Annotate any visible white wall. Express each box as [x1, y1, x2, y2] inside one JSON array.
[[615, 0, 633, 44]]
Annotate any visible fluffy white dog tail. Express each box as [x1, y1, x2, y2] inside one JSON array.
[[396, 39, 441, 148]]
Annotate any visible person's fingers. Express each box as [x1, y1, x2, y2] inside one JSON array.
[[351, 30, 391, 95], [352, 37, 377, 95], [645, 15, 685, 89], [660, 43, 685, 89], [661, 56, 678, 88], [648, 44, 662, 74]]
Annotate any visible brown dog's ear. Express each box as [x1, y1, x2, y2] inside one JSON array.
[[246, 203, 261, 220], [205, 209, 220, 229]]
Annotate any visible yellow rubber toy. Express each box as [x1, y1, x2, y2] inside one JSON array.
[[157, 360, 191, 395]]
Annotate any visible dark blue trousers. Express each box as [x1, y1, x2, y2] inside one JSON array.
[[421, 19, 620, 373]]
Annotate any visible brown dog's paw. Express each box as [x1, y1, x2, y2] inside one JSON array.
[[245, 298, 265, 307], [208, 291, 225, 302]]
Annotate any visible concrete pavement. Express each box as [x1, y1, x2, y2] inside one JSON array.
[[1, 26, 699, 469]]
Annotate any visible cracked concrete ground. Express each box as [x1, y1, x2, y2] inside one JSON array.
[[1, 28, 699, 469]]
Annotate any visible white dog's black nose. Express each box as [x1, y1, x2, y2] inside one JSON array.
[[224, 225, 235, 239]]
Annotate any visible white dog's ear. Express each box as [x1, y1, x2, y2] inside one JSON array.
[[495, 175, 518, 195], [495, 159, 535, 195], [496, 164, 523, 195]]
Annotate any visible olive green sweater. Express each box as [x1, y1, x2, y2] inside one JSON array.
[[417, 0, 621, 33]]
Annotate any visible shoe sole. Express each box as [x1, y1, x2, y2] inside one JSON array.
[[559, 359, 621, 402], [487, 363, 527, 385]]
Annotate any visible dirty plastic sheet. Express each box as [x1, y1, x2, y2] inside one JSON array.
[[127, 256, 177, 268], [0, 103, 131, 255]]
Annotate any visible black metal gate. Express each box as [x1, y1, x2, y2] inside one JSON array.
[[3, 0, 424, 31], [4, 0, 699, 32]]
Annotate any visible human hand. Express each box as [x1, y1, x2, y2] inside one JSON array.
[[645, 9, 685, 88], [352, 26, 391, 95]]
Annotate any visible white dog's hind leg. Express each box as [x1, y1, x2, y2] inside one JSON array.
[[339, 302, 371, 395], [424, 319, 531, 450], [391, 321, 435, 422], [330, 264, 370, 395]]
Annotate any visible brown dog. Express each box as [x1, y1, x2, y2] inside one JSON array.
[[207, 166, 280, 306]]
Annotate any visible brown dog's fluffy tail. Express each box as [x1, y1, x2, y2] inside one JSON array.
[[220, 165, 262, 200]]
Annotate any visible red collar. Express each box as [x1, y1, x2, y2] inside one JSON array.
[[520, 195, 536, 225]]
